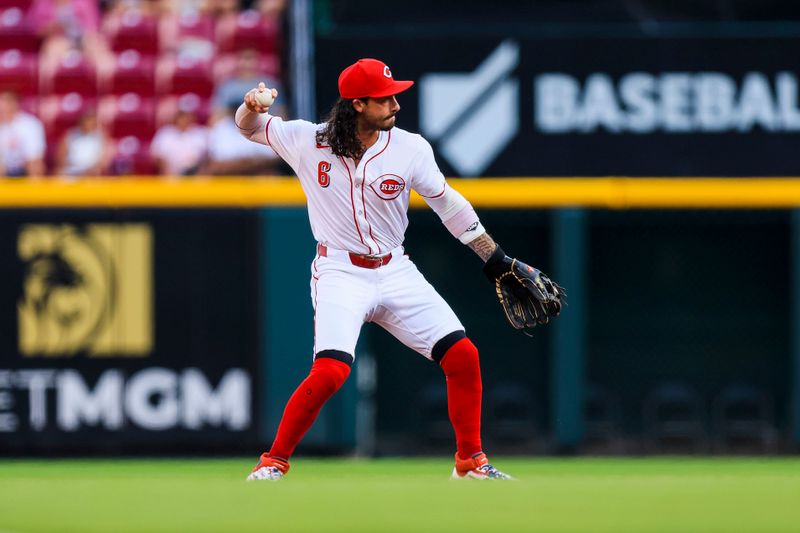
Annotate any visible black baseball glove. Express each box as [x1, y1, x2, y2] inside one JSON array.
[[483, 245, 566, 334]]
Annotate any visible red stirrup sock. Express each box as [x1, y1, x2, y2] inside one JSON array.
[[268, 357, 351, 460], [439, 338, 483, 460]]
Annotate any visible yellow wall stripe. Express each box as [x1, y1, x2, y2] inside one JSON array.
[[2, 177, 800, 208]]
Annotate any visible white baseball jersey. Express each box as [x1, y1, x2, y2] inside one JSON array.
[[237, 109, 483, 360], [264, 115, 447, 254]]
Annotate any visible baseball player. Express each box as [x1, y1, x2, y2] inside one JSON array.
[[237, 58, 563, 481]]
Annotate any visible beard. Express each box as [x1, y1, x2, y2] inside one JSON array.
[[365, 113, 396, 131], [380, 115, 396, 130]]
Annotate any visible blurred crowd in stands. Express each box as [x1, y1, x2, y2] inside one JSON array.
[[0, 0, 287, 178]]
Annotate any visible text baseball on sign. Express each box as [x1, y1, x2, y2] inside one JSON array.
[[535, 72, 800, 133]]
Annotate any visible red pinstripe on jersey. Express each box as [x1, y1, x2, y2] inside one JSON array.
[[418, 182, 446, 199], [340, 157, 369, 253], [265, 116, 275, 146], [361, 131, 392, 254], [362, 181, 380, 253], [311, 256, 319, 354]]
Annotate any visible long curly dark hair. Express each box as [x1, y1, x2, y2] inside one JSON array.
[[316, 98, 365, 160]]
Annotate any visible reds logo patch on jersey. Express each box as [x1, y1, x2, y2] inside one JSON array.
[[370, 174, 406, 200]]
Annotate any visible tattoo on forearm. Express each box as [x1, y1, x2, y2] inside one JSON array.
[[467, 233, 498, 262]]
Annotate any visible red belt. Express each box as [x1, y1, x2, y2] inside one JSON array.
[[317, 244, 392, 269]]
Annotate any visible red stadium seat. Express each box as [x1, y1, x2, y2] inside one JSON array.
[[157, 54, 213, 97], [0, 0, 33, 8], [0, 49, 37, 95], [40, 92, 97, 171], [159, 10, 215, 56], [42, 51, 97, 96], [176, 11, 214, 41], [105, 9, 159, 55], [100, 92, 155, 140], [40, 92, 96, 146], [111, 135, 157, 175], [0, 7, 39, 53], [103, 49, 156, 96], [216, 10, 280, 54]]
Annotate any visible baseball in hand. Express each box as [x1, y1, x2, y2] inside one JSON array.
[[254, 89, 274, 107]]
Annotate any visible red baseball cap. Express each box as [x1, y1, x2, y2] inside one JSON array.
[[338, 58, 414, 99]]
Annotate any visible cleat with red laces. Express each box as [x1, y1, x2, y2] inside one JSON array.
[[246, 454, 290, 481], [451, 452, 513, 480]]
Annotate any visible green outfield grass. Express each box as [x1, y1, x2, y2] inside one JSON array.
[[0, 457, 798, 532]]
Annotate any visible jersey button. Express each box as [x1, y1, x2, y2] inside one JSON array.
[[355, 184, 360, 189], [358, 210, 363, 215]]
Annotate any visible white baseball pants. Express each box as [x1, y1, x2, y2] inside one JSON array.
[[310, 245, 464, 361]]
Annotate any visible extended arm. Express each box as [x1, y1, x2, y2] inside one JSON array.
[[425, 185, 565, 334], [235, 83, 279, 145]]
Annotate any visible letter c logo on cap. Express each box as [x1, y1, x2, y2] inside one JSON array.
[[383, 66, 392, 78]]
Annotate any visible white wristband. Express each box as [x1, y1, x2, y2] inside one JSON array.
[[458, 222, 486, 244]]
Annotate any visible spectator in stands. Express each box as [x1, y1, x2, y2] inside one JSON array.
[[212, 48, 284, 116], [202, 106, 280, 175], [212, 0, 262, 34], [0, 91, 46, 178], [28, 0, 113, 80], [150, 109, 208, 176], [158, 0, 216, 61], [54, 110, 114, 178]]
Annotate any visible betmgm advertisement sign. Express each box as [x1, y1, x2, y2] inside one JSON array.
[[315, 36, 800, 176], [0, 214, 258, 453], [17, 223, 152, 357]]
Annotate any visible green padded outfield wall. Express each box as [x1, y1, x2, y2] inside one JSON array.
[[367, 209, 791, 454]]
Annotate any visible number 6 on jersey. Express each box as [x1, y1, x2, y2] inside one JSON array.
[[318, 161, 331, 188]]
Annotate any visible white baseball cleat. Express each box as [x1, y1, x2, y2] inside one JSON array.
[[451, 452, 513, 480], [247, 466, 285, 481], [246, 454, 289, 481]]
